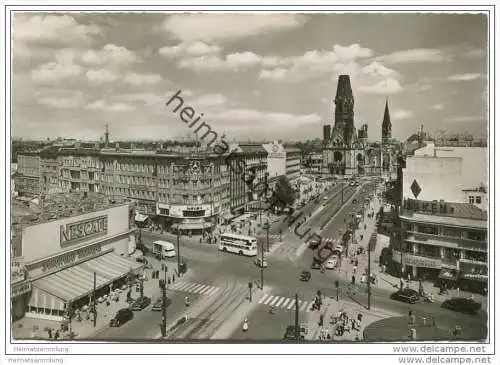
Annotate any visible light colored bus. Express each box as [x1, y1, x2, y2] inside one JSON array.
[[219, 233, 258, 256], [152, 240, 176, 259]]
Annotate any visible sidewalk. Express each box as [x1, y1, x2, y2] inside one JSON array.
[[12, 258, 193, 340], [304, 297, 398, 341], [338, 189, 488, 308]]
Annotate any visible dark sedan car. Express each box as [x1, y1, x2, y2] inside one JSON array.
[[390, 288, 420, 304], [442, 297, 481, 315], [131, 296, 151, 311], [152, 297, 172, 311], [109, 308, 133, 327], [300, 271, 311, 282]]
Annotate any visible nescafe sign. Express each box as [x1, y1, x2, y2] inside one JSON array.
[[60, 215, 108, 247]]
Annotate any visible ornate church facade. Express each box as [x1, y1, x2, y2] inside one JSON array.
[[322, 75, 398, 176]]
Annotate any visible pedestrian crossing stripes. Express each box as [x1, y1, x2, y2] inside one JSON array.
[[257, 234, 282, 241], [258, 294, 312, 312], [168, 281, 220, 296]]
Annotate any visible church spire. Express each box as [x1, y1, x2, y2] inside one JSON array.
[[382, 98, 392, 144]]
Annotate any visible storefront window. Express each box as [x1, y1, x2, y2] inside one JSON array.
[[417, 225, 438, 235], [442, 228, 461, 237], [466, 230, 486, 241]]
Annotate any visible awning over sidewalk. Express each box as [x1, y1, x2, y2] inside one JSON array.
[[29, 253, 144, 306], [171, 222, 212, 230]]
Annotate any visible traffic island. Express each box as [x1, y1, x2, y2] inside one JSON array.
[[363, 315, 466, 341]]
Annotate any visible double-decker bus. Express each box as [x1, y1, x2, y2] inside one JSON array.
[[218, 233, 258, 256]]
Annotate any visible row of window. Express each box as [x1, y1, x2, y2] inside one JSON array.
[[62, 158, 100, 168], [407, 224, 486, 242]]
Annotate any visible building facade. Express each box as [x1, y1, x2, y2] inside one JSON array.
[[392, 198, 487, 293], [11, 193, 140, 321], [60, 148, 102, 194], [262, 141, 287, 180], [285, 147, 301, 184], [16, 153, 41, 196]]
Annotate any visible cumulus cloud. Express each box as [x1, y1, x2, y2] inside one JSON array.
[[376, 48, 449, 64], [31, 59, 83, 83], [85, 99, 135, 112], [447, 73, 481, 81], [207, 108, 321, 125], [159, 41, 222, 58], [190, 94, 227, 107], [358, 78, 403, 95], [124, 73, 162, 85], [80, 44, 140, 66], [392, 109, 413, 120], [38, 94, 85, 108], [431, 103, 444, 110], [85, 68, 119, 84], [161, 14, 307, 42], [462, 49, 485, 59], [13, 14, 100, 45]]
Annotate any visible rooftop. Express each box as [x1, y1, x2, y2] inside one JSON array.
[[12, 192, 132, 228]]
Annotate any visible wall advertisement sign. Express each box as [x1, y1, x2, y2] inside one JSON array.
[[60, 215, 108, 247]]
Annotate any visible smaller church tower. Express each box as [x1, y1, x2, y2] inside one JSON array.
[[382, 98, 392, 145]]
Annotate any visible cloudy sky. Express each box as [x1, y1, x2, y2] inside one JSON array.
[[11, 13, 487, 142]]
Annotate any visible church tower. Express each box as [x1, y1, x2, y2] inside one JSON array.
[[334, 75, 355, 144], [382, 98, 392, 145], [105, 124, 110, 147]]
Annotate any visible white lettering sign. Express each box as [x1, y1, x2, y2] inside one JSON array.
[[60, 216, 108, 247]]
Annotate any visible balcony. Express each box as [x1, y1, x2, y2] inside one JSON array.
[[405, 231, 487, 252], [459, 257, 487, 266]]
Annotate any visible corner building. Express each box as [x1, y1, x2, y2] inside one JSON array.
[[11, 193, 141, 321]]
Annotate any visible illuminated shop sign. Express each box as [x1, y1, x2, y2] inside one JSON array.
[[42, 244, 103, 273], [403, 199, 450, 215], [60, 215, 108, 247], [403, 254, 442, 269]]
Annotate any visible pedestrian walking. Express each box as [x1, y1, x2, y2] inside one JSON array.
[[48, 328, 52, 339], [54, 330, 60, 340]]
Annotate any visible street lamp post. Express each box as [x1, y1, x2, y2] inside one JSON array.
[[176, 228, 181, 277], [266, 217, 270, 252], [260, 241, 265, 289]]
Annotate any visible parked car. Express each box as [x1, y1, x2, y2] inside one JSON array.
[[308, 240, 320, 249], [152, 297, 172, 311], [109, 308, 133, 327], [130, 296, 151, 311], [441, 297, 481, 315], [255, 257, 268, 268], [390, 288, 420, 304], [325, 258, 337, 270], [299, 271, 311, 281]]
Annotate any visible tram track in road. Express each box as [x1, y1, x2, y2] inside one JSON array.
[[166, 276, 245, 339]]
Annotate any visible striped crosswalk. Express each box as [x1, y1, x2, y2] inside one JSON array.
[[168, 281, 220, 296], [258, 294, 313, 312]]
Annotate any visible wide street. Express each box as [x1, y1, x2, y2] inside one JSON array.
[[91, 177, 487, 341]]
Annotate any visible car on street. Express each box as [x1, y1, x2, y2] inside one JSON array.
[[300, 270, 311, 281], [254, 257, 269, 268], [325, 258, 337, 269], [333, 245, 344, 255], [441, 297, 481, 315], [308, 240, 320, 249], [323, 196, 328, 200], [130, 296, 152, 311], [109, 308, 133, 327], [152, 297, 172, 311], [390, 288, 420, 304]]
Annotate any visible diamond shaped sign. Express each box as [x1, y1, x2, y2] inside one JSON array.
[[410, 179, 422, 198]]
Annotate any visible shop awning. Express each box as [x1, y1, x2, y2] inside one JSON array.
[[28, 286, 66, 311], [460, 273, 488, 282], [29, 253, 143, 305], [171, 222, 212, 230]]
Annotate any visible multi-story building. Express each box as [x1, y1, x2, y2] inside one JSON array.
[[390, 141, 488, 293], [285, 147, 301, 184], [60, 148, 102, 194], [262, 141, 287, 181], [392, 198, 487, 293], [11, 193, 139, 322], [16, 153, 41, 196], [227, 143, 268, 215]]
